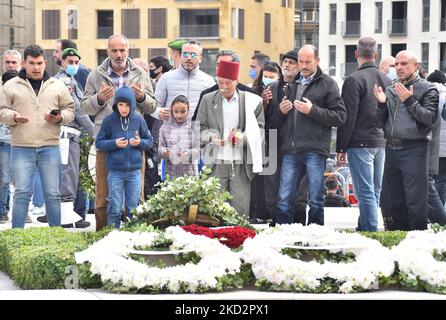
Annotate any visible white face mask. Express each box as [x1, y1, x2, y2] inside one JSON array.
[[387, 67, 397, 81]]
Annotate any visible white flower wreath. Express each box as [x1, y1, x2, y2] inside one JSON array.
[[392, 229, 446, 293], [240, 224, 394, 293], [75, 226, 242, 293]]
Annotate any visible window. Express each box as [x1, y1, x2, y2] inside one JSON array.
[[421, 43, 429, 71], [200, 49, 218, 77], [344, 3, 361, 37], [377, 44, 382, 66], [180, 9, 219, 38], [232, 8, 245, 39], [423, 0, 430, 32], [440, 43, 446, 73], [9, 0, 13, 18], [68, 9, 78, 39], [97, 10, 113, 39], [148, 48, 167, 60], [375, 2, 382, 33], [97, 49, 108, 66], [44, 49, 57, 75], [9, 28, 14, 49], [281, 0, 291, 7], [329, 45, 336, 76], [441, 0, 446, 31], [122, 9, 140, 39], [148, 9, 167, 38], [264, 13, 271, 43], [391, 43, 406, 57], [329, 4, 337, 35], [42, 10, 60, 39], [344, 45, 357, 77]]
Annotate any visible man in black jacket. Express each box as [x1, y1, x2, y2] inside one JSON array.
[[262, 49, 300, 225], [274, 45, 346, 225], [337, 37, 391, 232], [374, 50, 439, 231]]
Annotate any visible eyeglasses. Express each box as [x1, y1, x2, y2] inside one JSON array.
[[182, 51, 199, 59]]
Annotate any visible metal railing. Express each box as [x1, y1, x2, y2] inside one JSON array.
[[342, 20, 361, 37], [388, 19, 407, 36], [179, 24, 219, 38]]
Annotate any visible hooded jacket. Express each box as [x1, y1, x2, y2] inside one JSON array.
[[158, 97, 200, 178], [95, 86, 153, 172]]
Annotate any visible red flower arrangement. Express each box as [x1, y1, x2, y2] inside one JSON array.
[[181, 225, 256, 249]]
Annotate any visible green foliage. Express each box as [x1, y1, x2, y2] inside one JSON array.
[[0, 227, 110, 289], [281, 247, 356, 263], [79, 135, 95, 199], [131, 167, 250, 228]]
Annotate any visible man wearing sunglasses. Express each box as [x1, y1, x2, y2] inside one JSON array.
[[152, 40, 215, 123]]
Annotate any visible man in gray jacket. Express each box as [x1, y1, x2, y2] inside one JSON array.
[[80, 34, 157, 230], [375, 50, 439, 231]]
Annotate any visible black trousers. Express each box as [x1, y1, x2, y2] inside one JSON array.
[[382, 143, 429, 231]]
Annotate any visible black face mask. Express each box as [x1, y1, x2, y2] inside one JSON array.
[[149, 69, 160, 79]]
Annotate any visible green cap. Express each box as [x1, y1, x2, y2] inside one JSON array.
[[168, 39, 187, 51], [62, 47, 81, 60]]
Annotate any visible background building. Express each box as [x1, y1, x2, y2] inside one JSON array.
[[295, 0, 319, 49], [0, 0, 35, 73], [319, 0, 446, 81], [35, 0, 295, 82]]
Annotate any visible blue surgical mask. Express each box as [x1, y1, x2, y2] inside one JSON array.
[[249, 69, 257, 80], [387, 67, 397, 81], [66, 64, 79, 76], [262, 77, 275, 86], [168, 57, 174, 67]]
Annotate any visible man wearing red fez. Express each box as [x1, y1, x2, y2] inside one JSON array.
[[196, 60, 265, 218]]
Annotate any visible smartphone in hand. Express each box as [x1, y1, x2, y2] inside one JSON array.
[[50, 109, 61, 116]]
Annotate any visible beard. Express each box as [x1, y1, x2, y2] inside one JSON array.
[[56, 58, 62, 66]]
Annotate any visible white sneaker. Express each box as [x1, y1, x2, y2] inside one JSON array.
[[33, 206, 45, 215], [28, 204, 35, 212]]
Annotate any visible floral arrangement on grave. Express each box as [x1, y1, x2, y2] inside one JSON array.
[[129, 167, 250, 228], [182, 224, 256, 249]]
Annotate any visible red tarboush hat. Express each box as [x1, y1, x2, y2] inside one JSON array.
[[217, 60, 239, 81]]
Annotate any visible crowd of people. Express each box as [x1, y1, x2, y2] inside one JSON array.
[[0, 34, 445, 232]]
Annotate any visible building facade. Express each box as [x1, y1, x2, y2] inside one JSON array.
[[35, 0, 295, 82], [295, 0, 319, 49], [0, 0, 35, 73], [319, 0, 446, 81]]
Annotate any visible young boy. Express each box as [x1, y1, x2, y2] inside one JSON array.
[[95, 86, 153, 228]]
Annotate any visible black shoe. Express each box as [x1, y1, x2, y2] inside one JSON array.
[[37, 215, 48, 223], [61, 220, 91, 229], [87, 208, 95, 214], [0, 215, 8, 223]]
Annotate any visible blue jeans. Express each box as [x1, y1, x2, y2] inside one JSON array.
[[32, 170, 45, 207], [11, 146, 62, 228], [0, 142, 11, 216], [276, 152, 326, 225], [107, 170, 141, 228], [347, 148, 385, 231]]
